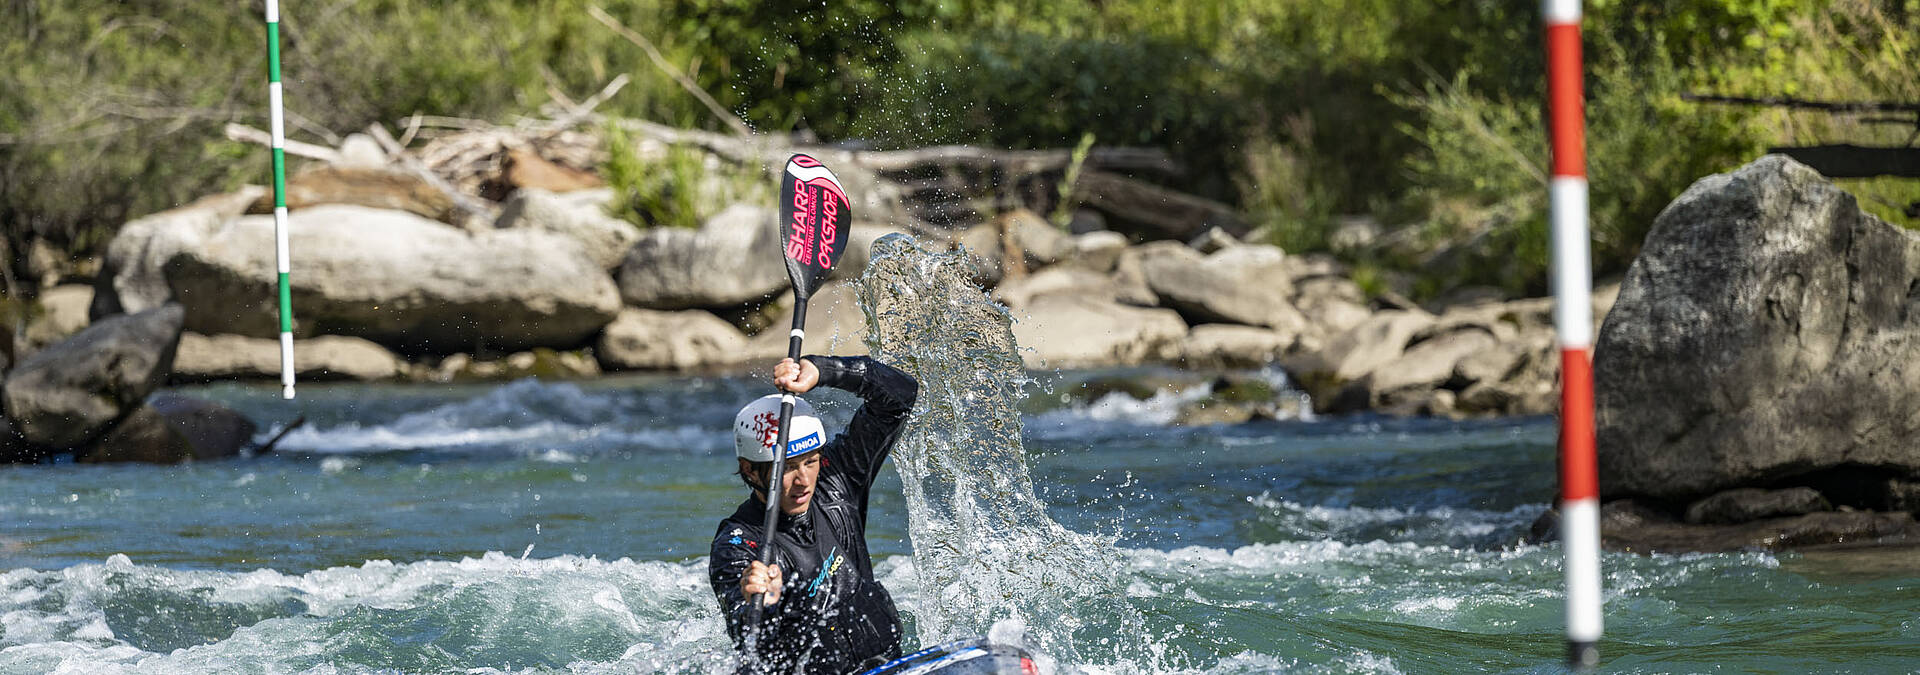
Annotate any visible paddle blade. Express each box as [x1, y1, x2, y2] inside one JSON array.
[[779, 153, 853, 301]]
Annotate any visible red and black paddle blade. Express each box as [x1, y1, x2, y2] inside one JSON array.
[[778, 153, 853, 302]]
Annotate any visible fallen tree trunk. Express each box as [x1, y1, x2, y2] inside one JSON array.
[[1769, 145, 1920, 179], [1074, 169, 1246, 239]]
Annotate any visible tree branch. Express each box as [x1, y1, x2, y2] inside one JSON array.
[[588, 5, 755, 138]]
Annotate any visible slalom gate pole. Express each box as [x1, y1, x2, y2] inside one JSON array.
[[265, 0, 296, 399], [1544, 0, 1601, 668]]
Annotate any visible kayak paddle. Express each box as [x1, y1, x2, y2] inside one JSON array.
[[744, 153, 853, 650]]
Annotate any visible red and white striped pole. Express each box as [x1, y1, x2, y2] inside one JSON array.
[[1544, 0, 1601, 669]]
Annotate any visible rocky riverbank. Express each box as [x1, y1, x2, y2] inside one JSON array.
[[8, 124, 1918, 557], [10, 124, 1602, 425]]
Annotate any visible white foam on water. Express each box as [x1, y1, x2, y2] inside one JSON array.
[[271, 379, 729, 456], [1246, 493, 1547, 547], [0, 553, 738, 674]]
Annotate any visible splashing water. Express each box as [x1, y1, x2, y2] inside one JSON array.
[[856, 234, 1161, 668]]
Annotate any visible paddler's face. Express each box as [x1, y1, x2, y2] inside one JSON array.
[[742, 453, 822, 515]]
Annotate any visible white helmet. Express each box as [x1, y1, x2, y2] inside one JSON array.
[[733, 394, 828, 462]]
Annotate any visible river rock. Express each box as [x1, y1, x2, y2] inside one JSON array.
[[1599, 498, 1920, 553], [77, 395, 255, 463], [1008, 295, 1187, 369], [248, 166, 455, 224], [992, 267, 1118, 310], [18, 284, 92, 358], [93, 187, 268, 320], [1002, 209, 1071, 269], [747, 281, 871, 360], [161, 204, 619, 355], [172, 332, 403, 381], [1136, 241, 1299, 329], [597, 308, 749, 371], [617, 204, 791, 310], [495, 188, 640, 269], [1685, 487, 1832, 525], [0, 415, 37, 464], [831, 226, 910, 282], [3, 304, 183, 450], [1595, 155, 1920, 502], [1316, 310, 1435, 382], [1109, 247, 1159, 306], [433, 349, 601, 381], [1367, 328, 1501, 396], [1179, 324, 1295, 369], [1063, 231, 1128, 273], [954, 223, 1006, 287]]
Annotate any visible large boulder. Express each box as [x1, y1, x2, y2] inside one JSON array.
[[18, 284, 92, 358], [1007, 295, 1187, 369], [1133, 242, 1300, 329], [616, 205, 791, 310], [93, 187, 268, 320], [76, 395, 255, 463], [1179, 325, 1295, 369], [596, 308, 749, 371], [2, 304, 184, 451], [991, 267, 1120, 311], [172, 332, 403, 382], [157, 204, 619, 355], [746, 281, 872, 359], [494, 188, 640, 269], [1596, 156, 1920, 502], [831, 225, 911, 282]]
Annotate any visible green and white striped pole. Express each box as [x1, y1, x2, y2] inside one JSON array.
[[265, 0, 295, 399]]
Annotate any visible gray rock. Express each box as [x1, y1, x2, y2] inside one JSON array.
[[746, 281, 871, 360], [953, 223, 1006, 288], [1180, 325, 1295, 369], [1063, 231, 1129, 274], [831, 225, 910, 282], [78, 405, 194, 463], [18, 284, 92, 358], [597, 307, 749, 371], [172, 332, 403, 382], [1600, 498, 1920, 553], [1002, 209, 1072, 268], [1109, 247, 1160, 306], [2, 304, 183, 450], [1135, 241, 1298, 328], [992, 267, 1118, 311], [162, 205, 619, 354], [79, 395, 256, 463], [1317, 310, 1434, 382], [92, 188, 268, 320], [1595, 155, 1920, 501], [432, 349, 602, 381], [1685, 487, 1832, 524], [616, 204, 791, 310], [1188, 226, 1240, 254], [1368, 328, 1500, 395], [1008, 294, 1187, 369], [494, 188, 640, 269], [0, 415, 41, 464]]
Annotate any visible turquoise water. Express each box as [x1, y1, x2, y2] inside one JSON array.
[[5, 376, 1916, 673], [4, 239, 1917, 672]]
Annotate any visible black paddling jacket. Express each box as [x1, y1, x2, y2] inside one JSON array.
[[709, 355, 918, 674]]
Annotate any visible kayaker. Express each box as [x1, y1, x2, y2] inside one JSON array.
[[709, 355, 919, 674]]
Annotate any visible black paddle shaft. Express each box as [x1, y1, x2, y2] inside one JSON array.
[[743, 154, 850, 656]]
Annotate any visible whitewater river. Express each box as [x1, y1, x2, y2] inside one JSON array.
[[5, 240, 1917, 673], [4, 374, 1915, 673]]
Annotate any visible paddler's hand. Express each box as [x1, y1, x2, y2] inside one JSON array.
[[773, 357, 819, 394], [742, 561, 783, 605]]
